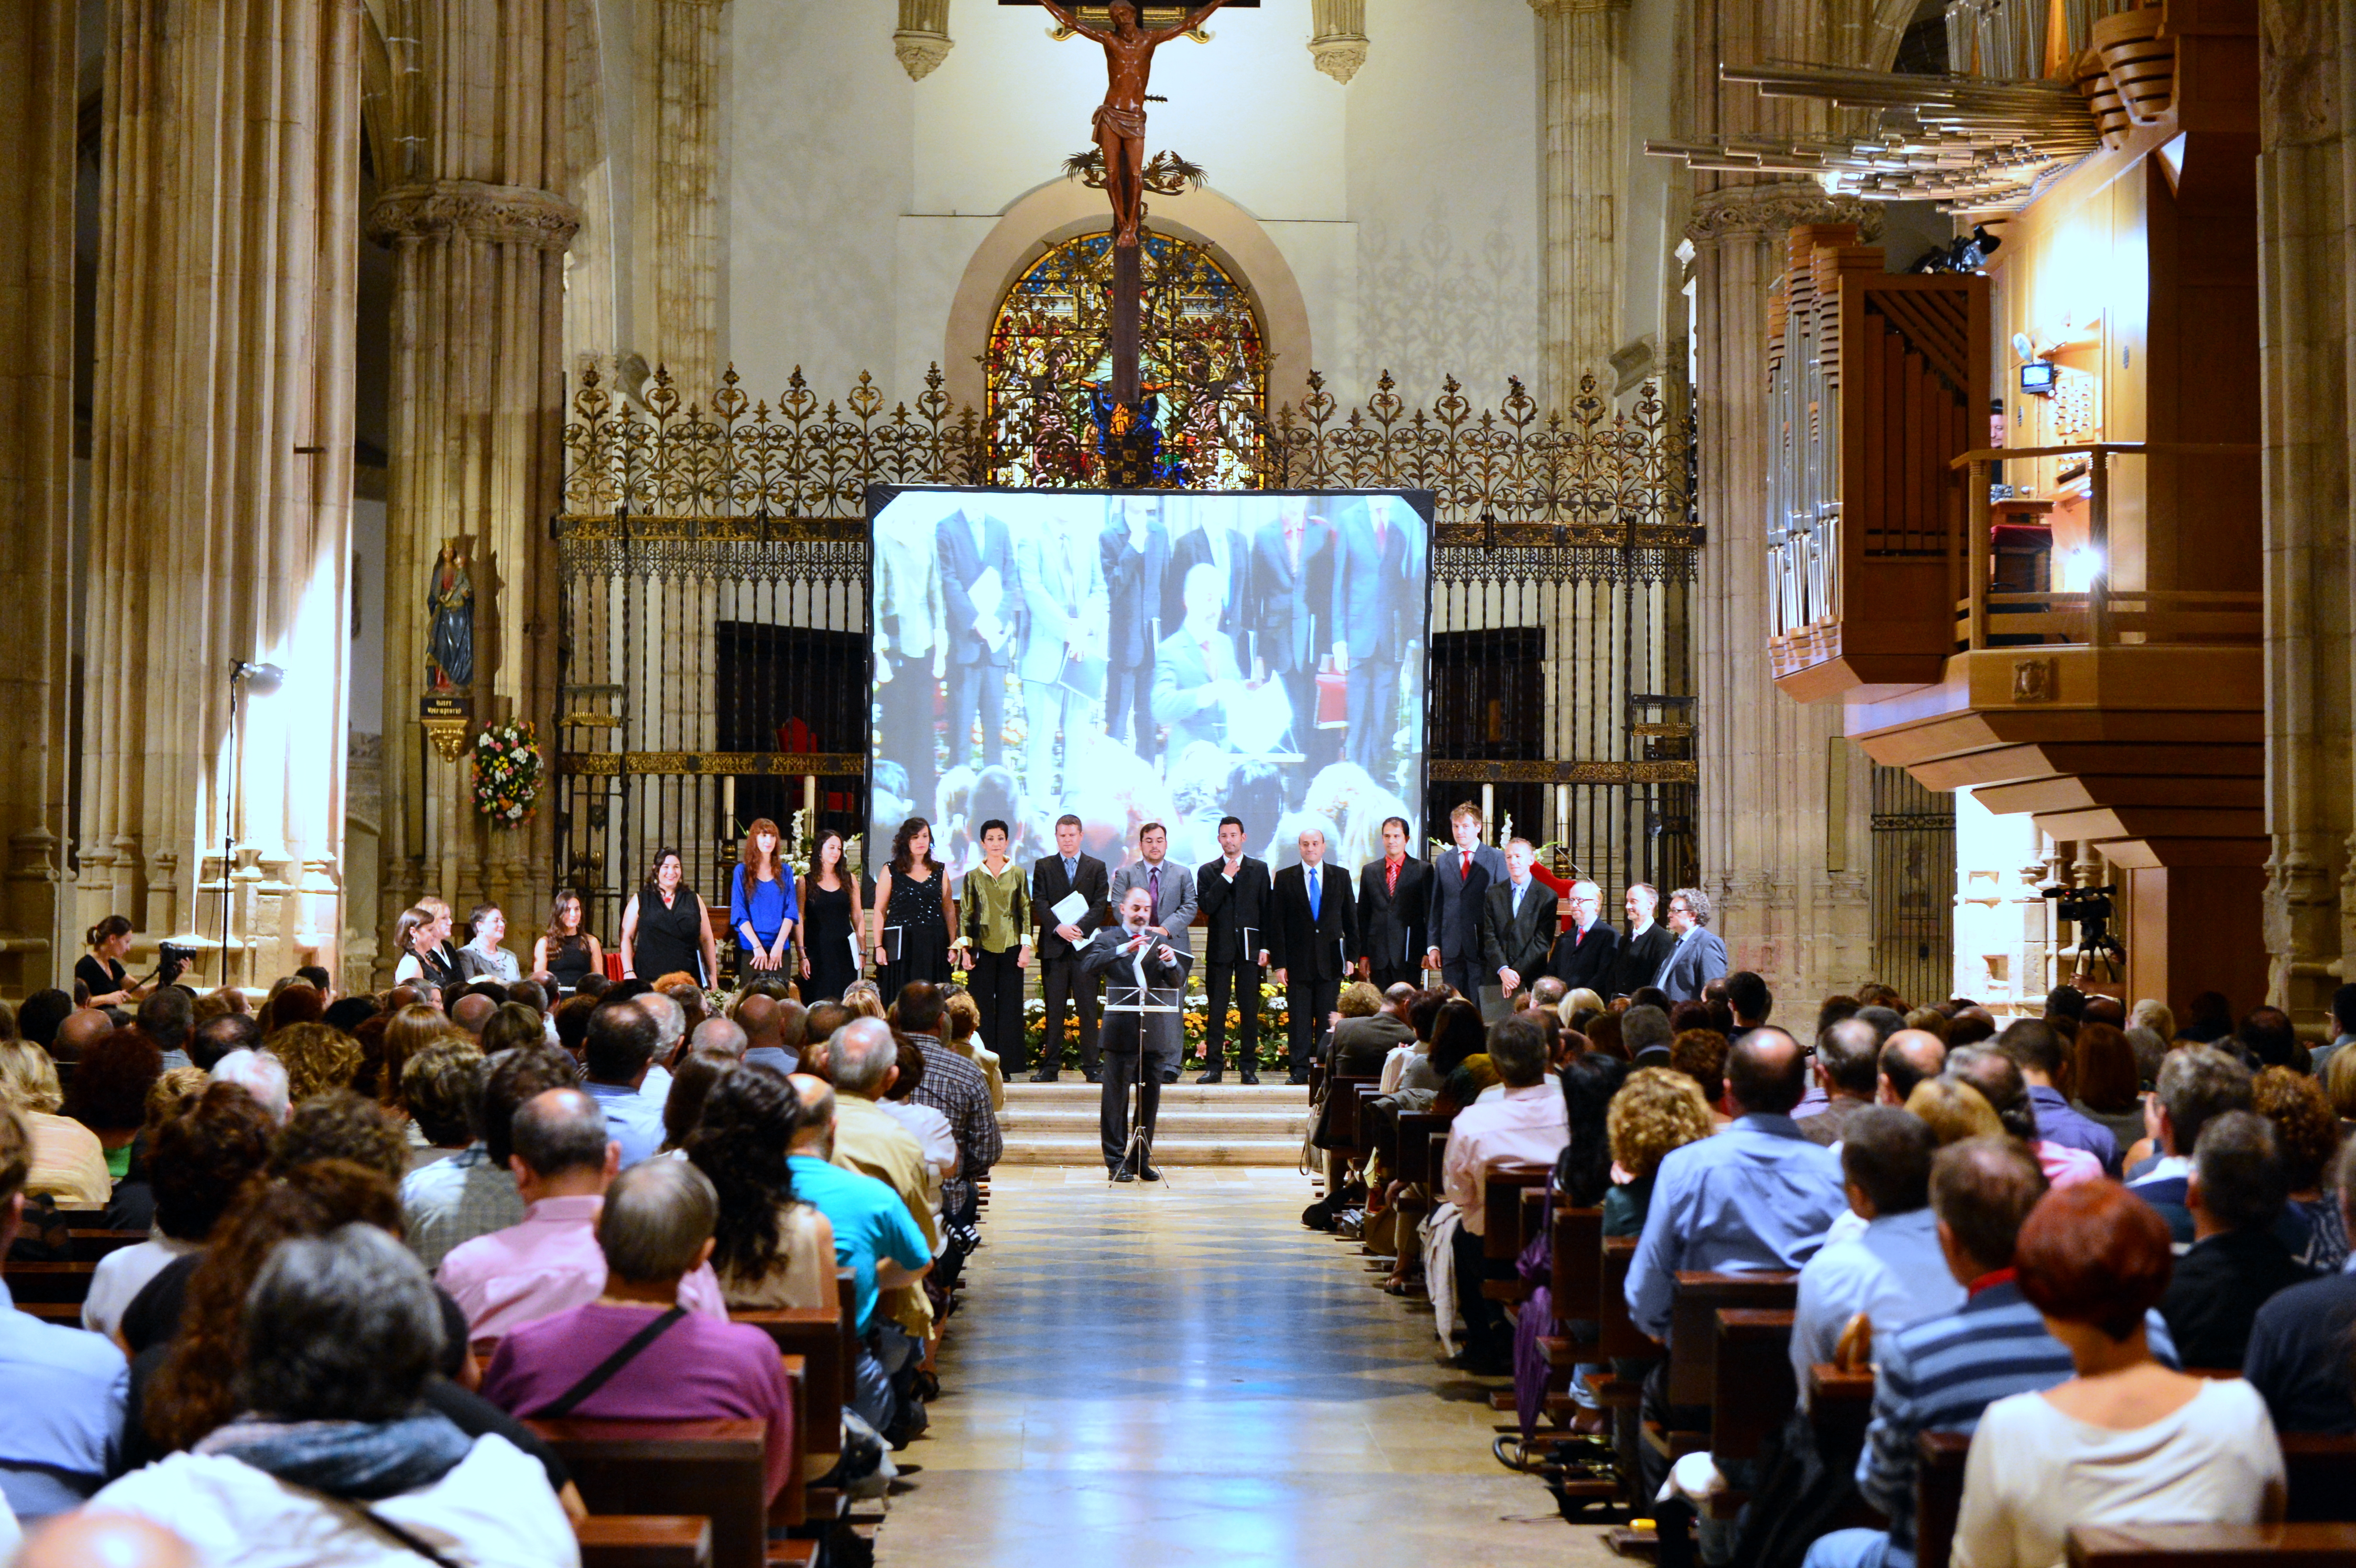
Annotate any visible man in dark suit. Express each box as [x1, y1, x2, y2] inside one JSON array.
[[1250, 495, 1336, 770], [1355, 815, 1430, 991], [1101, 493, 1168, 758], [1479, 838, 1557, 1015], [1549, 878, 1621, 996], [1031, 813, 1112, 1082], [1196, 814, 1271, 1084], [1268, 826, 1357, 1085], [937, 500, 1016, 772], [1160, 507, 1250, 671], [1425, 801, 1508, 1001], [1652, 886, 1730, 1003], [1331, 493, 1422, 775], [1082, 886, 1191, 1180], [1615, 882, 1676, 1000]]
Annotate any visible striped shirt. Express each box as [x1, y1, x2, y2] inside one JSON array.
[[1856, 1278, 2179, 1568]]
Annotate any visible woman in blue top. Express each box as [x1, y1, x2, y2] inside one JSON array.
[[730, 817, 800, 980]]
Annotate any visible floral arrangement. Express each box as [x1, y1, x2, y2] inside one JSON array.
[[470, 720, 544, 825], [1023, 978, 1293, 1069]]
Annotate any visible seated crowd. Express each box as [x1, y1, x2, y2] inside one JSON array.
[[1309, 970, 2356, 1568], [0, 937, 1005, 1564]]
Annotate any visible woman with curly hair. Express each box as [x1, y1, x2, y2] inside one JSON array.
[[1604, 1066, 1716, 1237], [62, 1026, 162, 1180], [2252, 1067, 2348, 1270], [682, 1063, 836, 1310], [269, 1090, 410, 1186], [83, 1082, 275, 1339], [263, 1021, 363, 1104], [0, 1036, 110, 1207], [871, 816, 955, 990]]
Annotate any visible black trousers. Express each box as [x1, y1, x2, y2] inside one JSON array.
[[1204, 959, 1262, 1071], [1451, 1217, 1509, 1362], [1038, 954, 1101, 1074], [1100, 1018, 1171, 1168], [1284, 973, 1341, 1073], [966, 946, 1027, 1071], [877, 652, 935, 819], [1103, 653, 1155, 756], [944, 657, 1007, 771], [1368, 960, 1421, 992], [1440, 954, 1486, 1003]]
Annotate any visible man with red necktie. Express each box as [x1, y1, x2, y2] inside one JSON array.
[[1425, 801, 1508, 1003], [1356, 815, 1431, 991]]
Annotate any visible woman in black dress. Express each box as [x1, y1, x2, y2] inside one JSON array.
[[620, 847, 719, 986], [531, 890, 604, 995], [799, 829, 863, 1003], [76, 915, 147, 1007], [872, 817, 955, 992]]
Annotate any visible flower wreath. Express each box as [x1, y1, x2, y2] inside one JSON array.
[[471, 720, 545, 825]]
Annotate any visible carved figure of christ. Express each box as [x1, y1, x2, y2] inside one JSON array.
[[1037, 0, 1231, 248]]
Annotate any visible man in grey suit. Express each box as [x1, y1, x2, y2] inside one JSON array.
[[1082, 885, 1190, 1180], [1478, 838, 1557, 1017], [1425, 801, 1508, 1002], [1109, 821, 1198, 1083], [1653, 886, 1730, 1002], [1017, 507, 1109, 800], [1151, 562, 1249, 754], [938, 500, 1017, 772], [1101, 494, 1168, 758]]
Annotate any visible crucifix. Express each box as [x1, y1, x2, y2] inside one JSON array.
[[1039, 0, 1231, 407]]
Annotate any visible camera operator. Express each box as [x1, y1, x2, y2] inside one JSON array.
[[75, 916, 152, 1008]]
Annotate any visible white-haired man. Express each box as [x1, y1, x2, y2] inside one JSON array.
[[1653, 887, 1728, 1003]]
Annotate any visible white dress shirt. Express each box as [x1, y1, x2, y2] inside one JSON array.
[[1441, 1082, 1570, 1234]]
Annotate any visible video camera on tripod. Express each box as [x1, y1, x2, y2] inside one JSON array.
[[2040, 882, 2125, 983]]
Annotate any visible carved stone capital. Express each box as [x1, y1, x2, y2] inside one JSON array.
[[1684, 182, 1881, 243], [1529, 0, 1630, 14], [894, 30, 953, 80], [366, 180, 583, 251], [1308, 34, 1368, 83]]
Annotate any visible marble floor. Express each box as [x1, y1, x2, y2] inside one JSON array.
[[878, 1167, 1621, 1567]]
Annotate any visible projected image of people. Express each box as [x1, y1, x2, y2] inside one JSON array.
[[870, 489, 1429, 880]]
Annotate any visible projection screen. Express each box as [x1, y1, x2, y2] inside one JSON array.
[[868, 487, 1433, 879]]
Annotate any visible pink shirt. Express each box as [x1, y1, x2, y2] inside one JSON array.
[[2035, 1140, 2103, 1190], [1441, 1083, 1570, 1234], [436, 1194, 728, 1337]]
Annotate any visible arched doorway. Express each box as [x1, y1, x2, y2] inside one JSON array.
[[983, 229, 1268, 488]]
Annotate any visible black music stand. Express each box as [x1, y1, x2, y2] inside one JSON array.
[[1102, 966, 1184, 1182]]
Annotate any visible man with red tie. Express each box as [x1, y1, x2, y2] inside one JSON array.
[[1356, 816, 1431, 991], [1547, 878, 1621, 996], [1425, 801, 1508, 1002]]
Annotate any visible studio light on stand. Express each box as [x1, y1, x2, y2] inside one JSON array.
[[220, 660, 284, 990]]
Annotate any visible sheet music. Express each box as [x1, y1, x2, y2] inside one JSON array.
[[848, 929, 862, 968], [1241, 925, 1257, 965], [1050, 891, 1089, 926], [885, 925, 904, 963]]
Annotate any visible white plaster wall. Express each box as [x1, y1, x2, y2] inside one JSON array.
[[721, 0, 1542, 417]]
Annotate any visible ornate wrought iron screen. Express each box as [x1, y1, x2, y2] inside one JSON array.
[[552, 363, 1700, 943], [1870, 762, 1958, 1007]]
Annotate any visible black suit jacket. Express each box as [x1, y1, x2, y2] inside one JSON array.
[[1249, 516, 1335, 675], [1268, 862, 1357, 982], [1101, 520, 1169, 672], [1479, 879, 1556, 983], [1549, 921, 1621, 994], [1032, 853, 1112, 963], [1197, 855, 1272, 968], [1616, 923, 1676, 998], [1355, 856, 1431, 971], [1427, 845, 1506, 965], [937, 511, 1016, 669]]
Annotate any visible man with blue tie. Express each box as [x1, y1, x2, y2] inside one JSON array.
[[1478, 838, 1558, 1019], [1269, 827, 1357, 1086]]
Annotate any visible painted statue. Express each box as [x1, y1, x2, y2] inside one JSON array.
[[1038, 0, 1231, 248], [428, 538, 475, 689]]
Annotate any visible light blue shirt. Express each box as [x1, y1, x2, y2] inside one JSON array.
[[583, 1079, 667, 1169], [789, 1154, 931, 1333], [1509, 876, 1530, 916], [1626, 1112, 1848, 1339], [0, 1278, 129, 1521], [1789, 1205, 1965, 1398]]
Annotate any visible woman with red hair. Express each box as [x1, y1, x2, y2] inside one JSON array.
[[1952, 1181, 2283, 1568]]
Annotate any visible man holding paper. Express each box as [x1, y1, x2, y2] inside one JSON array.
[[938, 499, 1017, 772], [1032, 813, 1112, 1082], [1082, 885, 1191, 1180]]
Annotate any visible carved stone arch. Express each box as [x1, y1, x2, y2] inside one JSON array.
[[943, 179, 1314, 417]]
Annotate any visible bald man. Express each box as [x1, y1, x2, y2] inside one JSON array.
[[14, 1513, 196, 1568], [53, 1006, 112, 1065]]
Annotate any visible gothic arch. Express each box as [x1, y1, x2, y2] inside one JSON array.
[[943, 180, 1313, 418]]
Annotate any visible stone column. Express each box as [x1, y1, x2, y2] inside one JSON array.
[[80, 0, 359, 986], [647, 0, 727, 394], [894, 0, 953, 81], [0, 0, 76, 993], [369, 0, 578, 959], [2256, 0, 2354, 1024], [1688, 182, 1879, 1005], [1307, 0, 1369, 84], [1532, 0, 1630, 407]]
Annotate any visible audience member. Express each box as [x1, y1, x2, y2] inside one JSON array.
[[1724, 971, 1771, 1040], [2127, 1045, 2255, 1241], [1603, 1067, 1714, 1237], [1877, 1029, 1946, 1106], [84, 1085, 274, 1340], [1668, 1028, 1729, 1120], [13, 1513, 195, 1568], [685, 1063, 836, 1310], [447, 990, 497, 1042], [1994, 1019, 2117, 1173], [321, 995, 380, 1039], [0, 1103, 130, 1524], [1944, 1007, 1996, 1049], [1901, 1008, 1950, 1043], [825, 1020, 941, 1337], [1906, 1076, 2004, 1146], [660, 1047, 739, 1152], [1440, 1017, 1569, 1372], [264, 1022, 362, 1105], [401, 1039, 561, 1271], [474, 1002, 544, 1063], [2159, 1111, 2314, 1368], [435, 1086, 726, 1337], [691, 1015, 750, 1060], [1952, 1181, 2281, 1568], [1331, 981, 1414, 1077], [64, 1027, 163, 1181], [1800, 1018, 1879, 1147], [2249, 1067, 2348, 1269], [942, 989, 1006, 1111], [733, 991, 795, 1076], [892, 982, 1003, 1225], [0, 1037, 109, 1207], [94, 1223, 576, 1564], [1789, 1108, 1962, 1394], [1621, 1003, 1673, 1067], [18, 989, 72, 1056], [188, 1013, 259, 1073], [553, 992, 597, 1064], [2176, 991, 2234, 1044], [636, 990, 688, 1107], [135, 989, 197, 1075], [2236, 1006, 2308, 1073], [1949, 1047, 2100, 1189], [877, 1035, 956, 1204], [2326, 1046, 2356, 1123], [481, 1159, 797, 1502], [205, 1050, 288, 1128], [580, 999, 666, 1168], [2066, 1022, 2145, 1151], [2243, 1137, 2356, 1433], [2312, 983, 2356, 1077], [53, 1005, 115, 1068]]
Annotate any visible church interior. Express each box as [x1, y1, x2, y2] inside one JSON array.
[[4, 0, 2356, 1564]]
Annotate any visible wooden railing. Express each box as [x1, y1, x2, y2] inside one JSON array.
[[1947, 441, 2261, 652]]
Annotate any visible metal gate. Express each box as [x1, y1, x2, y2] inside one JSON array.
[[1870, 763, 1957, 1007]]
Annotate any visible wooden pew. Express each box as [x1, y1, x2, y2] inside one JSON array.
[[0, 1260, 97, 1305], [1710, 1307, 1798, 1463], [1807, 1362, 1877, 1463], [2282, 1432, 2356, 1522], [14, 1300, 82, 1325], [575, 1515, 715, 1568], [1542, 1205, 1605, 1362], [733, 1308, 844, 1486], [1915, 1429, 1971, 1568], [527, 1416, 807, 1568], [1320, 1072, 1380, 1159], [2067, 1523, 2356, 1568], [67, 1229, 149, 1263], [1667, 1271, 1799, 1407]]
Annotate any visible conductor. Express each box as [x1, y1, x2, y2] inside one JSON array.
[[1084, 885, 1191, 1181]]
